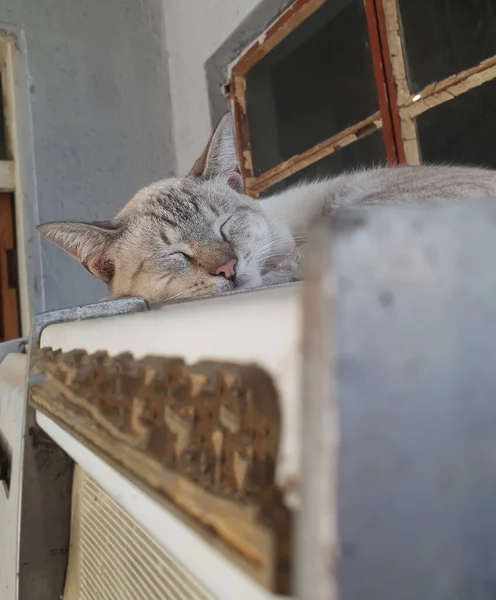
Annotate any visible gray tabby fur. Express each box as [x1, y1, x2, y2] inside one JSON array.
[[38, 113, 496, 302]]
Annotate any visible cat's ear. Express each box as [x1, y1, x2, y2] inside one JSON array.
[[37, 220, 122, 283], [188, 113, 243, 192]]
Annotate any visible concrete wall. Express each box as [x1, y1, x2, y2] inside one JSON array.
[[3, 0, 287, 314], [163, 0, 262, 174], [2, 0, 176, 311]]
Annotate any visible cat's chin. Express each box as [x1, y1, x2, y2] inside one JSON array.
[[234, 272, 263, 291]]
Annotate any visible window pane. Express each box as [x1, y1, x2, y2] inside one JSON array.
[[398, 0, 496, 93], [245, 0, 379, 176], [260, 130, 386, 197], [416, 79, 496, 169], [0, 75, 7, 160]]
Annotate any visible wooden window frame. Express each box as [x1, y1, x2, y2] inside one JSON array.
[[228, 0, 403, 197], [0, 193, 20, 340], [381, 0, 496, 165], [229, 0, 496, 196], [0, 41, 20, 340], [0, 45, 15, 191]]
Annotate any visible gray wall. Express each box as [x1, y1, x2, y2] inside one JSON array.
[[2, 0, 176, 310], [161, 0, 262, 174], [206, 0, 292, 126]]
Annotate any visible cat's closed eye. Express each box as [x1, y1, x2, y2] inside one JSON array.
[[170, 251, 191, 260], [220, 217, 232, 241]]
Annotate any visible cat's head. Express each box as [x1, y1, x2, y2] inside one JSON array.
[[38, 114, 285, 303]]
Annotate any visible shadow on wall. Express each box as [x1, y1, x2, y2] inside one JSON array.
[[1, 0, 176, 312]]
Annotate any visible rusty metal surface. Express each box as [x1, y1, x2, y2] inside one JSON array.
[[299, 201, 496, 599], [0, 336, 27, 363], [32, 296, 149, 347], [29, 346, 291, 593]]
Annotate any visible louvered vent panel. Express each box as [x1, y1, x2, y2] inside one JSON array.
[[75, 471, 215, 600]]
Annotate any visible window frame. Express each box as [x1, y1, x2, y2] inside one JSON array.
[[0, 26, 44, 338], [0, 193, 19, 340], [0, 44, 20, 340], [227, 0, 496, 196], [381, 0, 496, 165], [228, 0, 403, 197]]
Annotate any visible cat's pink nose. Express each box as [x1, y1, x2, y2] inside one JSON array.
[[215, 259, 237, 280]]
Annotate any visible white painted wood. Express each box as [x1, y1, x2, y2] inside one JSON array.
[[1, 26, 45, 331], [297, 227, 338, 600], [0, 352, 28, 600], [37, 412, 291, 600], [41, 284, 303, 506], [0, 160, 15, 191], [0, 40, 6, 68]]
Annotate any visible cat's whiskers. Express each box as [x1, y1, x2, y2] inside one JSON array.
[[249, 235, 304, 265], [163, 291, 190, 303], [38, 110, 496, 305]]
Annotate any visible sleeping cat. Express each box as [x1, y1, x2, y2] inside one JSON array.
[[38, 113, 496, 303]]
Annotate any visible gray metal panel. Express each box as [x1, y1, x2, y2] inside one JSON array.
[[16, 297, 149, 600], [0, 338, 28, 364], [31, 296, 150, 345], [296, 223, 338, 600], [299, 202, 496, 600], [336, 203, 496, 599], [149, 281, 298, 311]]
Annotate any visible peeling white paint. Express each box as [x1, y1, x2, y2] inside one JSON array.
[[226, 28, 269, 76]]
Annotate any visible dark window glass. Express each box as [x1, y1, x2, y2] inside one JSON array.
[[245, 0, 379, 176], [416, 79, 496, 168], [260, 130, 386, 197], [398, 0, 496, 93], [0, 75, 7, 160]]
